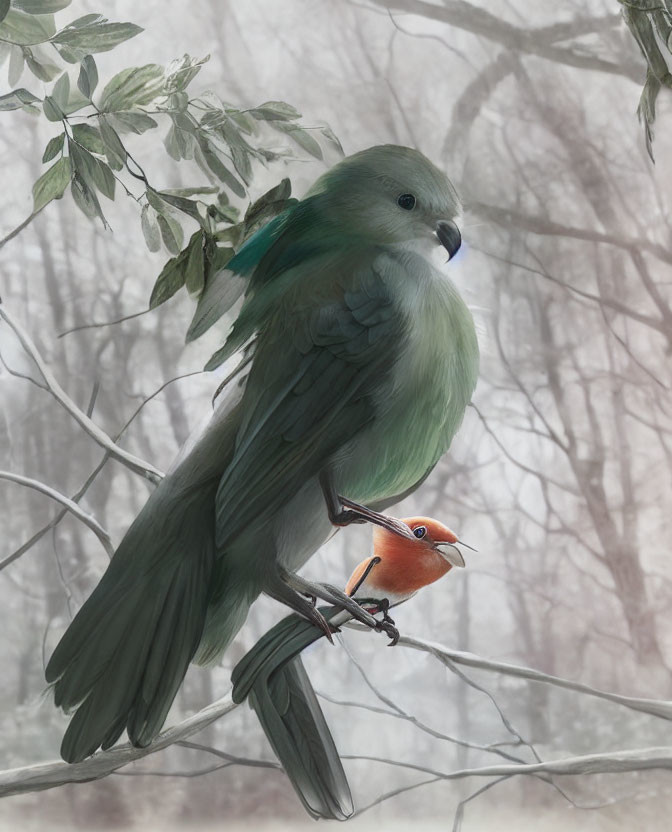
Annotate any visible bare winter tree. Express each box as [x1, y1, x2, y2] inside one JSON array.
[[1, 1, 671, 830]]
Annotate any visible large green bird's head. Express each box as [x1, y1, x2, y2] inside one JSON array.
[[306, 144, 462, 258]]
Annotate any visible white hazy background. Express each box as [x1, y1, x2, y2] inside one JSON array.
[[1, 1, 672, 830]]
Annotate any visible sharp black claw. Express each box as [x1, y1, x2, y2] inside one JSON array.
[[375, 619, 400, 646]]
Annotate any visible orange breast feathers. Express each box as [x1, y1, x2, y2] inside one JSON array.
[[345, 516, 458, 602]]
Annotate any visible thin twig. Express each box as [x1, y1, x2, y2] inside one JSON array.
[[58, 308, 152, 339], [0, 206, 46, 250]]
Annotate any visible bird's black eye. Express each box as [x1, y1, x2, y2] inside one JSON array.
[[397, 193, 416, 211], [413, 526, 427, 539]]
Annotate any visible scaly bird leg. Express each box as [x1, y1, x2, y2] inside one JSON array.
[[319, 471, 416, 542], [266, 573, 337, 643], [281, 569, 379, 631]]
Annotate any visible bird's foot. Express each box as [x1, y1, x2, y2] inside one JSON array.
[[266, 573, 337, 643], [283, 571, 379, 630], [375, 617, 400, 647], [364, 597, 399, 646]]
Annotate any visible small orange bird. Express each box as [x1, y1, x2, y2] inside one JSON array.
[[347, 515, 464, 606], [232, 515, 469, 820]]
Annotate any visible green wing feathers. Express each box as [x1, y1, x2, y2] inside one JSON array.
[[215, 260, 403, 546]]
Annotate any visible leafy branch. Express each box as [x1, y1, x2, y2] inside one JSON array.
[[0, 0, 343, 368]]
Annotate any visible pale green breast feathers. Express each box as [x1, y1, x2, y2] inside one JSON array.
[[336, 246, 479, 504]]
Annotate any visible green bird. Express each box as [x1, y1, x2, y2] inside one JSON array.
[[45, 144, 479, 764]]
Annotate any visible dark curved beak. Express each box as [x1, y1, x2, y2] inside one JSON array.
[[436, 220, 461, 260]]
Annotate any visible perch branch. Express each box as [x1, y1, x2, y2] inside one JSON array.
[[3, 633, 672, 798], [0, 693, 237, 797], [399, 634, 672, 721]]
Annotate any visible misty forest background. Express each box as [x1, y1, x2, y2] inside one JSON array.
[[1, 0, 672, 829]]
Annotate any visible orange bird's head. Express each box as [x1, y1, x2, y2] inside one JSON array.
[[374, 516, 466, 569], [346, 516, 470, 604]]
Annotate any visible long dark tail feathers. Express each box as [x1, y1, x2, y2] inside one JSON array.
[[232, 607, 353, 820], [250, 658, 353, 821], [46, 528, 214, 763]]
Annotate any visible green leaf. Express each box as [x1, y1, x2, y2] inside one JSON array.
[[14, 0, 72, 13], [25, 51, 61, 81], [7, 44, 23, 85], [184, 231, 205, 295], [1, 0, 11, 26], [140, 204, 161, 252], [149, 243, 192, 308], [0, 87, 40, 111], [244, 178, 291, 225], [42, 132, 64, 162], [195, 137, 245, 197], [98, 63, 164, 112], [248, 100, 301, 121], [163, 124, 181, 161], [42, 95, 64, 121], [204, 343, 234, 372], [229, 109, 257, 135], [64, 14, 104, 28], [167, 90, 188, 111], [214, 223, 243, 246], [164, 53, 209, 93], [274, 123, 323, 159], [71, 123, 105, 154], [51, 71, 70, 109], [98, 116, 127, 167], [110, 111, 157, 134], [69, 141, 115, 199], [186, 244, 237, 341], [145, 187, 165, 213], [155, 190, 202, 222], [157, 214, 183, 255], [320, 125, 344, 156], [70, 172, 105, 224], [230, 145, 252, 184], [0, 9, 55, 45], [52, 20, 143, 53], [32, 156, 71, 212], [77, 54, 98, 98], [162, 185, 218, 197]]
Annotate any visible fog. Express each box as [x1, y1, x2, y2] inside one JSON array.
[[1, 0, 671, 829]]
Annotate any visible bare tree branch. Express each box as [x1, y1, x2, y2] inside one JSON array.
[[347, 746, 672, 779], [2, 631, 672, 798], [399, 635, 672, 721], [0, 303, 163, 484], [0, 471, 114, 561], [0, 693, 237, 798], [368, 0, 640, 80], [470, 200, 672, 266]]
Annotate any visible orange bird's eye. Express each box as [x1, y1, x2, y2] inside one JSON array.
[[413, 526, 427, 539]]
